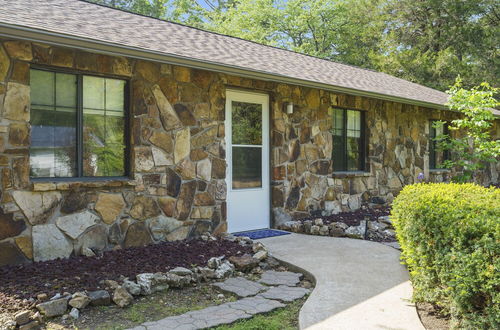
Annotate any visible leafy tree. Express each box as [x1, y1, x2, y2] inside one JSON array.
[[433, 78, 500, 182]]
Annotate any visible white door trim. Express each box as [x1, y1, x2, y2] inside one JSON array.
[[225, 89, 270, 233]]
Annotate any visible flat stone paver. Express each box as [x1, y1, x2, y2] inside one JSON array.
[[258, 233, 424, 330], [259, 285, 310, 302], [133, 296, 285, 330], [258, 270, 302, 286], [213, 277, 267, 297]]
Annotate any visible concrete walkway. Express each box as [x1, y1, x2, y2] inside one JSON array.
[[259, 233, 424, 330]]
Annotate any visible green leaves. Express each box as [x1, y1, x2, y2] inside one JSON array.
[[392, 183, 500, 328]]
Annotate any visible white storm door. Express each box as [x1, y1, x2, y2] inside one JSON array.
[[225, 90, 270, 233]]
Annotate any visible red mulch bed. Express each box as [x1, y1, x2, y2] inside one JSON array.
[[0, 239, 251, 314], [299, 206, 391, 227]]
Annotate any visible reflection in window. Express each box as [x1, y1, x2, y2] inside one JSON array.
[[29, 69, 127, 179], [332, 108, 365, 172], [231, 101, 262, 145]]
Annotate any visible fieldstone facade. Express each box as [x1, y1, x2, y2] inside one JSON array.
[[0, 38, 498, 266]]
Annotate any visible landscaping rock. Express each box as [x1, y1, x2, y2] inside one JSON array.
[[253, 250, 268, 261], [69, 307, 79, 320], [345, 220, 367, 239], [18, 321, 39, 330], [259, 270, 302, 286], [215, 261, 235, 279], [207, 256, 224, 269], [147, 215, 183, 241], [319, 225, 329, 236], [165, 273, 191, 288], [228, 254, 259, 271], [252, 242, 265, 253], [136, 273, 169, 294], [36, 297, 68, 317], [378, 215, 392, 226], [213, 277, 267, 298], [197, 266, 217, 280], [69, 292, 91, 309], [259, 285, 310, 302], [123, 279, 142, 296], [329, 222, 348, 237], [112, 286, 133, 308], [13, 310, 31, 325], [310, 225, 320, 235], [88, 290, 111, 306], [169, 267, 193, 276]]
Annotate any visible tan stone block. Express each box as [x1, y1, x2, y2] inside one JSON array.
[[173, 66, 191, 83], [136, 60, 160, 82], [176, 158, 196, 180], [3, 41, 32, 61], [305, 89, 320, 109], [191, 69, 212, 89], [112, 56, 132, 76], [160, 64, 172, 75], [33, 183, 56, 192], [95, 193, 126, 224], [174, 128, 190, 164], [151, 84, 182, 130], [3, 82, 30, 121], [15, 236, 32, 260], [158, 196, 176, 217], [134, 146, 154, 172], [190, 207, 213, 219], [10, 61, 29, 84], [75, 51, 97, 71], [8, 122, 29, 146]]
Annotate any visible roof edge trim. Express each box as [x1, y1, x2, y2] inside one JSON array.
[[1, 23, 449, 111]]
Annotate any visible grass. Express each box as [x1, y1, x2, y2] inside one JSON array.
[[213, 299, 304, 330]]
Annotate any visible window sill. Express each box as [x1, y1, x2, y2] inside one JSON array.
[[332, 171, 371, 178], [31, 177, 136, 191]]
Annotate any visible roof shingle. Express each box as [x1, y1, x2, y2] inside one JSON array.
[[0, 0, 454, 108]]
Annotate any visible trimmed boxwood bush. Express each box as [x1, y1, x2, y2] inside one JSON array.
[[391, 183, 499, 329]]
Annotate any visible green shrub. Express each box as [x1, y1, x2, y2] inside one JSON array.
[[391, 183, 500, 329]]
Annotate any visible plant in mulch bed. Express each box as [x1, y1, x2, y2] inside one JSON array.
[[0, 237, 252, 316]]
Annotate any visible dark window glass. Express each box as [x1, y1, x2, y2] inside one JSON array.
[[429, 121, 450, 169], [29, 69, 127, 179], [232, 146, 262, 189], [332, 108, 365, 172]]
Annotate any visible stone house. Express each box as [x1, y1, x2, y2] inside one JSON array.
[[0, 0, 498, 266]]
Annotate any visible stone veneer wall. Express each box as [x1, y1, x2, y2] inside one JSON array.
[[0, 38, 498, 266]]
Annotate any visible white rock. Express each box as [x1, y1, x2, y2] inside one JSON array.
[[69, 308, 79, 320], [12, 191, 62, 225], [215, 261, 235, 279], [253, 250, 268, 261], [196, 158, 212, 181], [152, 146, 173, 166], [122, 280, 142, 296], [32, 224, 73, 262], [55, 210, 99, 239], [207, 256, 224, 270]]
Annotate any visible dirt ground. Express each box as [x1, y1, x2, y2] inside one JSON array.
[[416, 302, 450, 330]]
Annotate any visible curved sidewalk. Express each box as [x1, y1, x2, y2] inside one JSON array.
[[259, 233, 424, 330]]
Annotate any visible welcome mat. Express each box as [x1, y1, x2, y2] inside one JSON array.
[[233, 229, 291, 240]]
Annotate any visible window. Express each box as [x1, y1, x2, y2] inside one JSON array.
[[29, 68, 128, 179], [332, 108, 365, 172], [429, 121, 450, 169]]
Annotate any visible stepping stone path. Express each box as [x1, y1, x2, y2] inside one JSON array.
[[213, 277, 266, 297], [130, 270, 308, 330], [259, 285, 310, 302], [259, 270, 302, 286]]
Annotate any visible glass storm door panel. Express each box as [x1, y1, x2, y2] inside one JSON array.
[[226, 90, 270, 233]]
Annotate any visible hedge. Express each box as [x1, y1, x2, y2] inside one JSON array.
[[391, 183, 499, 329]]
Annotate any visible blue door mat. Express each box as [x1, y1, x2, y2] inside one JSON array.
[[232, 229, 291, 240]]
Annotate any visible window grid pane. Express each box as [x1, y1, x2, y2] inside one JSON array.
[[332, 108, 363, 172], [29, 69, 127, 179]]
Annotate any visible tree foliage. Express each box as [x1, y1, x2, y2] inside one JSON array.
[[434, 78, 500, 182], [87, 0, 499, 91]]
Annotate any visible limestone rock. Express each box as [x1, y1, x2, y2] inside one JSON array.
[[152, 146, 173, 166], [152, 84, 181, 130], [149, 131, 173, 153], [69, 292, 91, 309], [174, 128, 190, 164], [175, 181, 197, 220], [169, 267, 193, 276], [14, 310, 31, 326], [165, 273, 191, 288], [75, 225, 107, 254], [55, 210, 99, 239], [0, 241, 28, 267], [122, 279, 142, 296], [69, 308, 79, 320], [12, 191, 62, 225], [196, 158, 212, 181], [95, 193, 125, 225], [0, 209, 26, 240], [228, 254, 259, 272], [32, 224, 72, 262], [147, 215, 183, 241], [124, 222, 153, 247], [36, 298, 68, 317], [165, 226, 190, 241], [88, 290, 111, 306], [129, 195, 160, 220], [136, 273, 169, 295], [158, 196, 176, 217], [0, 44, 9, 81], [176, 158, 196, 179], [3, 82, 30, 121], [253, 250, 268, 261], [112, 287, 133, 307]]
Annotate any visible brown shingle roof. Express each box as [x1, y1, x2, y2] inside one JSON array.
[[0, 0, 457, 109]]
